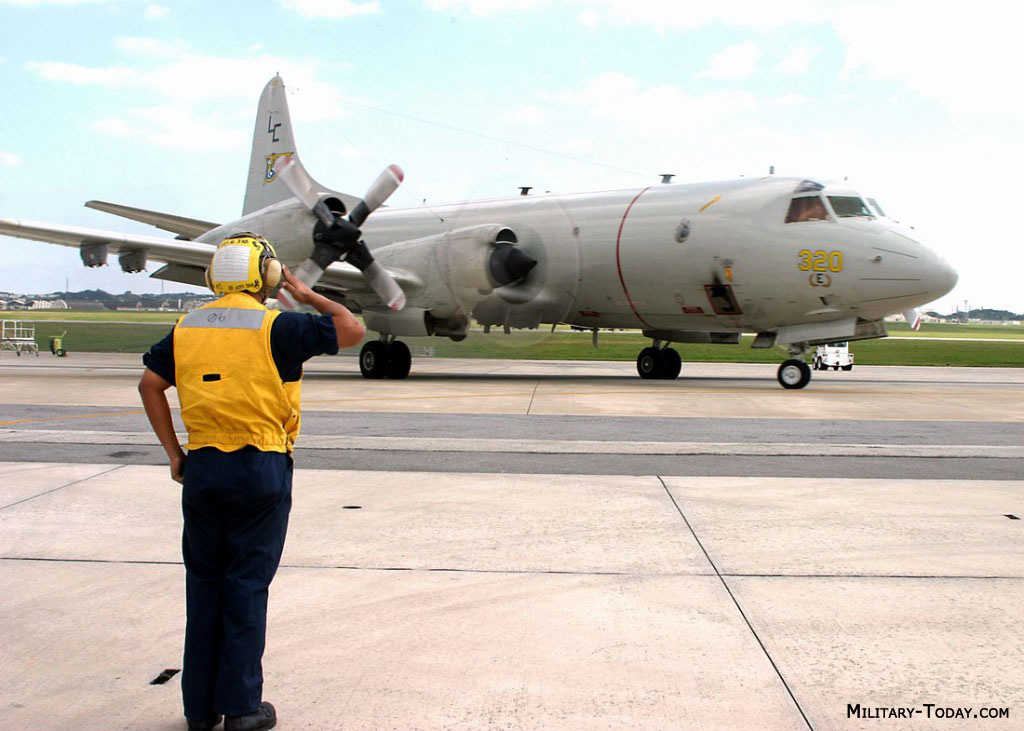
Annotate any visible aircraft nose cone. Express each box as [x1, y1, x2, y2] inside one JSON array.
[[924, 252, 958, 301], [488, 243, 537, 287]]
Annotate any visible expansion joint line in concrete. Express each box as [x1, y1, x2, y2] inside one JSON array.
[[0, 464, 125, 511], [657, 475, 815, 731], [525, 381, 541, 415]]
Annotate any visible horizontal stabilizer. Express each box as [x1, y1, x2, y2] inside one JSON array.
[[85, 200, 220, 239]]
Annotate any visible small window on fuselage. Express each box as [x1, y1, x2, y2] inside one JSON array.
[[828, 196, 874, 218], [785, 195, 829, 223]]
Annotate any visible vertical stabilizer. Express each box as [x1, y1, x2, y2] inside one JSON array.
[[243, 76, 323, 216]]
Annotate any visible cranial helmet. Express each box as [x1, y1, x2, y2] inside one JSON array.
[[205, 233, 282, 295]]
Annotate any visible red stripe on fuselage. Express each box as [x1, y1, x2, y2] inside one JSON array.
[[615, 186, 654, 329]]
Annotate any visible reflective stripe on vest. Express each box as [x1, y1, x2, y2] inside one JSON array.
[[179, 308, 265, 330]]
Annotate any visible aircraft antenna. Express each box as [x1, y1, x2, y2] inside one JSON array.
[[324, 93, 654, 180], [660, 174, 675, 184]]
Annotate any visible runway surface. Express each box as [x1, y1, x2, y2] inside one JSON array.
[[1, 352, 1022, 729]]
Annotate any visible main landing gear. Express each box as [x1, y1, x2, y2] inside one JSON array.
[[359, 338, 411, 379], [636, 345, 682, 380]]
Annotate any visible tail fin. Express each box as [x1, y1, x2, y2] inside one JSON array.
[[243, 76, 358, 216]]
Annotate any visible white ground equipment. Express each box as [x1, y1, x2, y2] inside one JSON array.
[[1, 320, 40, 356], [813, 341, 853, 371]]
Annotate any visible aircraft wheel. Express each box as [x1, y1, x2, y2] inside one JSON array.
[[385, 341, 411, 379], [359, 341, 389, 379], [660, 348, 682, 379], [636, 347, 663, 379], [777, 359, 811, 389]]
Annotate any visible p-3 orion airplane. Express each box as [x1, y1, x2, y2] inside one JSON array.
[[0, 76, 957, 388]]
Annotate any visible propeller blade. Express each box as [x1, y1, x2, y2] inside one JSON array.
[[347, 164, 403, 227], [276, 156, 334, 227], [275, 159, 406, 311]]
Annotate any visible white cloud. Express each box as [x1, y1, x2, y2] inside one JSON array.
[[0, 0, 107, 5], [426, 0, 546, 15], [26, 61, 136, 86], [278, 0, 379, 18], [766, 93, 809, 106], [697, 42, 760, 79], [24, 40, 360, 150], [426, 0, 832, 30], [541, 71, 757, 137], [775, 44, 820, 75], [504, 106, 547, 125], [833, 2, 1024, 119], [577, 8, 601, 27], [144, 4, 170, 20], [0, 150, 22, 166]]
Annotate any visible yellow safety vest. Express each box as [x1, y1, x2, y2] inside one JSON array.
[[174, 292, 301, 454]]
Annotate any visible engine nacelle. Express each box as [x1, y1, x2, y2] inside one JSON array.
[[80, 242, 108, 268], [363, 306, 430, 337], [118, 249, 147, 273], [373, 224, 533, 320]]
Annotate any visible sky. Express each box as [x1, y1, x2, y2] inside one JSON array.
[[0, 0, 1021, 314]]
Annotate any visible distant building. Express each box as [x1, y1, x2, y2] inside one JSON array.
[[30, 299, 69, 310]]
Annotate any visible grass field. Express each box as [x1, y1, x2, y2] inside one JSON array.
[[3, 313, 1023, 366]]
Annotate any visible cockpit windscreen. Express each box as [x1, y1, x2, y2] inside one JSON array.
[[828, 196, 874, 218], [785, 196, 829, 223]]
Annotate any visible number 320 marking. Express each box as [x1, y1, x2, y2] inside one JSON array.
[[798, 249, 843, 272]]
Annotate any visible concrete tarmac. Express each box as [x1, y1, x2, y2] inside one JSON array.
[[1, 352, 1022, 730]]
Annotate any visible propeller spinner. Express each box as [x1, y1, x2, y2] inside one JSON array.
[[275, 157, 406, 311]]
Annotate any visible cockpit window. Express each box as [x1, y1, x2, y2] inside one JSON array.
[[867, 198, 886, 217], [785, 195, 829, 223], [828, 196, 874, 218]]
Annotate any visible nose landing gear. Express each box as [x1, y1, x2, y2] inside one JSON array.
[[777, 344, 812, 389]]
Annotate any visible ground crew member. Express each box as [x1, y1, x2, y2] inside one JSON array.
[[138, 233, 365, 731]]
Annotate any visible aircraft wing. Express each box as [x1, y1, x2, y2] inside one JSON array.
[[316, 258, 420, 310], [84, 200, 220, 239], [0, 215, 419, 303], [0, 216, 216, 270]]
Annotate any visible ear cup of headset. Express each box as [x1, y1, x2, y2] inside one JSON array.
[[262, 257, 282, 289]]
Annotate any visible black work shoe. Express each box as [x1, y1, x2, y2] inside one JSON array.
[[225, 701, 276, 731], [187, 715, 222, 730]]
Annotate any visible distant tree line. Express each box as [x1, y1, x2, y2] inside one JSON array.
[[926, 308, 1023, 321]]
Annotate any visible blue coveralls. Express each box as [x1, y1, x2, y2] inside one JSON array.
[[143, 310, 338, 719]]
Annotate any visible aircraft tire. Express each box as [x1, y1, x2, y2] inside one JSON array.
[[359, 341, 389, 379], [660, 348, 682, 379], [385, 341, 412, 379], [777, 359, 811, 389], [636, 347, 663, 379]]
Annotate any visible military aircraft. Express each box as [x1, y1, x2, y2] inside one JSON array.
[[0, 76, 957, 389]]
